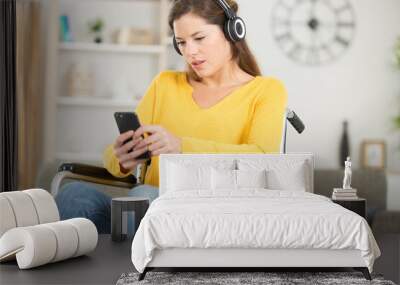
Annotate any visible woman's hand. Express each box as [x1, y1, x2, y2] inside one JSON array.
[[133, 125, 182, 156], [113, 130, 149, 173]]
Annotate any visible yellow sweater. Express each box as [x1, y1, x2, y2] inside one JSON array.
[[103, 71, 287, 187]]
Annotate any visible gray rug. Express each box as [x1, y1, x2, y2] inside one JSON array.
[[116, 271, 396, 285]]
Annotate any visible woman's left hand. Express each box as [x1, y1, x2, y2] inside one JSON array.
[[133, 125, 182, 156]]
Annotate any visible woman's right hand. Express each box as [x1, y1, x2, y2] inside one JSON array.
[[113, 130, 149, 173]]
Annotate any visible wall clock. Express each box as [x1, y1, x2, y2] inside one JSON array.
[[271, 0, 356, 65]]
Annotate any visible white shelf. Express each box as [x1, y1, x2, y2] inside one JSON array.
[[57, 96, 139, 108], [59, 42, 165, 54], [56, 152, 103, 163], [43, 0, 173, 165]]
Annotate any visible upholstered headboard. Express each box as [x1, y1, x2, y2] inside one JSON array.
[[159, 153, 314, 195]]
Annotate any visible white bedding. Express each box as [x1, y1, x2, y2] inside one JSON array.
[[131, 190, 380, 273]]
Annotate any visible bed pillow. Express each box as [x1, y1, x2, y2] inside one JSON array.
[[166, 162, 212, 191], [238, 159, 309, 191], [211, 168, 237, 190], [266, 162, 307, 191], [236, 169, 267, 189], [211, 169, 268, 190]]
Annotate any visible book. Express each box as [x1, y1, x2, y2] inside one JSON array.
[[333, 187, 357, 192], [334, 189, 357, 193], [332, 196, 359, 200], [333, 193, 357, 197], [332, 194, 358, 200], [60, 15, 72, 42], [333, 188, 357, 198]]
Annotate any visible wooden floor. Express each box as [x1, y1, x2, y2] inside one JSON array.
[[0, 234, 398, 285], [0, 235, 134, 285], [373, 234, 400, 284]]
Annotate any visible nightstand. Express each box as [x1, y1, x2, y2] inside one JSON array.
[[332, 198, 366, 219], [111, 197, 149, 242]]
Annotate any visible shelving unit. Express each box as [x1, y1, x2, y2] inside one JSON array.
[[43, 0, 183, 164], [55, 152, 104, 163], [57, 96, 138, 108], [59, 42, 165, 54]]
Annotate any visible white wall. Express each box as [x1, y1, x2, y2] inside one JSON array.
[[238, 0, 400, 209], [43, 0, 400, 169], [40, 0, 400, 208], [238, 0, 400, 170]]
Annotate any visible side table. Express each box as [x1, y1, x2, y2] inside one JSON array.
[[111, 197, 149, 242], [332, 198, 366, 219]]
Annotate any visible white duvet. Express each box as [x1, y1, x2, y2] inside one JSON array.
[[131, 190, 380, 273]]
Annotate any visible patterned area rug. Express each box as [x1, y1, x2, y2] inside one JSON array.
[[116, 271, 396, 285]]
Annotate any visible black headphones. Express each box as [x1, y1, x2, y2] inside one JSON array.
[[172, 0, 246, 56]]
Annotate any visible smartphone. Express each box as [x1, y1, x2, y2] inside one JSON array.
[[114, 112, 151, 160]]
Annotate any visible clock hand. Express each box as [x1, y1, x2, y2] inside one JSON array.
[[309, 0, 317, 21], [306, 20, 320, 65], [289, 20, 312, 26]]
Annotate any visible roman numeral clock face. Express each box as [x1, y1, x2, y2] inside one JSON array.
[[271, 0, 356, 65]]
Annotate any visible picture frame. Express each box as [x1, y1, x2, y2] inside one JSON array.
[[360, 140, 386, 169]]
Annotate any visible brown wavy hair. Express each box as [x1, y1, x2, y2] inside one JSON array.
[[168, 0, 261, 81]]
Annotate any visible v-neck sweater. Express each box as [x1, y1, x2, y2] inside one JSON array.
[[103, 70, 287, 187]]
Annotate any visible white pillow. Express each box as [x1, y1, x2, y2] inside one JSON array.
[[237, 169, 267, 188], [266, 162, 307, 191], [211, 168, 268, 190], [238, 159, 309, 191], [166, 162, 211, 191], [211, 168, 237, 190]]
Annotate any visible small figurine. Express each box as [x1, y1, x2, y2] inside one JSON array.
[[343, 157, 352, 189]]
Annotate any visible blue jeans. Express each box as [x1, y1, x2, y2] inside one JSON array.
[[55, 182, 159, 234]]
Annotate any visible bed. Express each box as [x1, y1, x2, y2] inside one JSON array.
[[131, 154, 381, 280]]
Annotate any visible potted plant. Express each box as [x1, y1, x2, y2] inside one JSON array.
[[88, 18, 104, 43]]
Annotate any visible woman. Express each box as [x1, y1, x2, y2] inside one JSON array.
[[56, 0, 287, 233]]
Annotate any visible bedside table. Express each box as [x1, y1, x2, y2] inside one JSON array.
[[332, 198, 366, 219], [111, 197, 149, 242]]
